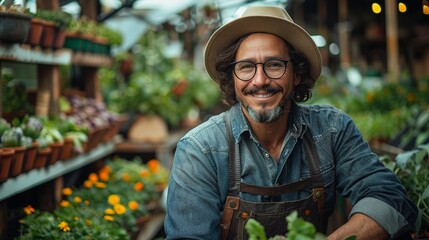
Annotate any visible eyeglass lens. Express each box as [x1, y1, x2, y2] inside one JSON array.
[[233, 60, 288, 81]]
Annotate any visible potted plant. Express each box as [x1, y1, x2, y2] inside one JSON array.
[[31, 9, 73, 49], [1, 126, 32, 177], [20, 116, 43, 172], [0, 4, 31, 43]]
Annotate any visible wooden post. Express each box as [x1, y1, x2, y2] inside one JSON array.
[[82, 66, 103, 102], [338, 0, 350, 69], [79, 0, 98, 20], [37, 65, 60, 116], [36, 0, 59, 10], [385, 0, 400, 82]]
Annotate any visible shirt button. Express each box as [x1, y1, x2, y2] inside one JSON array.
[[265, 153, 269, 158]]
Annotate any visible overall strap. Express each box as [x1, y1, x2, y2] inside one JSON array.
[[220, 111, 241, 240], [302, 130, 325, 214], [224, 110, 241, 196]]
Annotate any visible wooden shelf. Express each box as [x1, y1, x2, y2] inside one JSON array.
[[0, 44, 71, 65], [71, 52, 113, 67], [0, 140, 118, 201], [115, 130, 187, 169]]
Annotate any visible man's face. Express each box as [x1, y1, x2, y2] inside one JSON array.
[[234, 33, 299, 123]]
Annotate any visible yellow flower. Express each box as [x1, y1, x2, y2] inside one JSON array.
[[60, 200, 70, 207], [148, 159, 160, 173], [88, 173, 98, 182], [104, 215, 114, 222], [85, 219, 92, 226], [73, 196, 82, 203], [95, 182, 106, 189], [140, 169, 150, 178], [23, 205, 35, 215], [114, 203, 126, 215], [83, 180, 93, 188], [74, 216, 79, 221], [108, 194, 120, 205], [128, 201, 139, 211], [134, 182, 144, 192], [105, 208, 115, 215], [58, 221, 71, 232], [62, 187, 73, 196]]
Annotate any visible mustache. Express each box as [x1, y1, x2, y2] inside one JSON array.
[[243, 85, 281, 95]]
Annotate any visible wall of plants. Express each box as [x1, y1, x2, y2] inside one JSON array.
[[99, 28, 221, 128]]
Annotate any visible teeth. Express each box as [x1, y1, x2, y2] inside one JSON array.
[[253, 93, 273, 98]]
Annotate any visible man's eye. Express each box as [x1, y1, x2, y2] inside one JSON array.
[[237, 63, 254, 70], [266, 61, 283, 68]]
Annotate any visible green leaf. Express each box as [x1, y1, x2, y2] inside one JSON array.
[[245, 218, 267, 240], [422, 186, 429, 200]]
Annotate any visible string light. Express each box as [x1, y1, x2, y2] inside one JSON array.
[[398, 2, 407, 12], [423, 0, 429, 15], [372, 2, 382, 14]]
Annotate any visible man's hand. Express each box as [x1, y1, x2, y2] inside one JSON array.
[[327, 213, 389, 240]]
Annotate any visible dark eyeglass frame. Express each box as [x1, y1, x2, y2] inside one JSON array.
[[230, 59, 290, 81]]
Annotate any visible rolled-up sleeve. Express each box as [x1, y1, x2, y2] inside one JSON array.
[[349, 197, 409, 237]]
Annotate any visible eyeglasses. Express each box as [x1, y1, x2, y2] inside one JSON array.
[[230, 59, 290, 81]]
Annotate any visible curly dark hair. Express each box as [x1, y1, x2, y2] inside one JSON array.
[[214, 34, 315, 106]]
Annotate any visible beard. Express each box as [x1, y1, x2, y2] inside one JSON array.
[[240, 86, 293, 123]]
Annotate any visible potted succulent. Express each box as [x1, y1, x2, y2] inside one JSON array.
[[1, 126, 32, 177], [20, 116, 43, 172]]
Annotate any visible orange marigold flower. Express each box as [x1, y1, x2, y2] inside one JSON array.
[[99, 166, 111, 174], [84, 200, 90, 205], [88, 173, 98, 182], [140, 169, 150, 178], [58, 221, 71, 232], [128, 201, 139, 211], [114, 203, 126, 215], [105, 208, 115, 215], [122, 173, 130, 182], [99, 171, 109, 182], [62, 187, 73, 196], [60, 200, 70, 207], [148, 159, 160, 173], [134, 182, 144, 192], [95, 182, 106, 189], [108, 194, 120, 205], [23, 205, 35, 215], [73, 196, 82, 203], [83, 180, 93, 188], [104, 215, 114, 222]]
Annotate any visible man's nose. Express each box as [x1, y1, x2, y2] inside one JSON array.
[[252, 65, 270, 85]]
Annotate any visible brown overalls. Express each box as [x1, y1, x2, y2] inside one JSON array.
[[220, 112, 326, 240]]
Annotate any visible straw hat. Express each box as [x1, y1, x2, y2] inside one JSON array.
[[204, 5, 322, 83]]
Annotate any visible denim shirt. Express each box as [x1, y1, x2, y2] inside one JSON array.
[[164, 103, 417, 239]]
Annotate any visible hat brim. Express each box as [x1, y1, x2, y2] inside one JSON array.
[[204, 15, 322, 83]]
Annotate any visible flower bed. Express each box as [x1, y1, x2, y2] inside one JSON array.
[[17, 157, 169, 239]]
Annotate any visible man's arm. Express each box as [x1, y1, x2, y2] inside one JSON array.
[[327, 213, 389, 240]]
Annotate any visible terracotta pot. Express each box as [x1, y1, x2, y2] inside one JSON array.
[[34, 147, 51, 169], [26, 18, 44, 46], [7, 146, 26, 177], [22, 141, 39, 172], [0, 148, 15, 182], [47, 141, 63, 165], [53, 29, 66, 49], [40, 20, 56, 48], [60, 138, 74, 160]]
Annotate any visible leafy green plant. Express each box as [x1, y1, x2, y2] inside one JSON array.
[[380, 144, 429, 235], [245, 211, 356, 240], [31, 9, 73, 30]]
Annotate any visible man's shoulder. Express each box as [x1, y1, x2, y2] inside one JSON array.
[[183, 112, 226, 140]]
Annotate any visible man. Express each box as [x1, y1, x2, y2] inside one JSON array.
[[164, 5, 417, 240]]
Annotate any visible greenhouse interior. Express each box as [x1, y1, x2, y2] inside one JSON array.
[[0, 0, 428, 239]]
